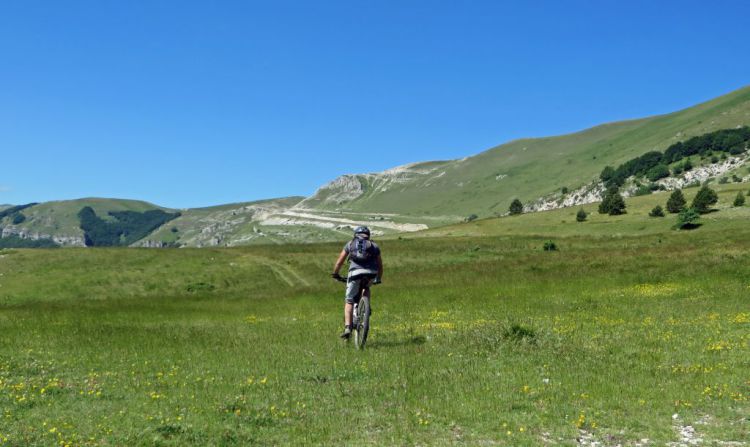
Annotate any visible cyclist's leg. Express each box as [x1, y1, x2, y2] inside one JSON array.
[[343, 278, 359, 328]]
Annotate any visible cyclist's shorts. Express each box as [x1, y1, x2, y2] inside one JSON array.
[[345, 272, 377, 304]]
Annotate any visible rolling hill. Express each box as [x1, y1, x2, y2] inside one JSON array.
[[1, 85, 749, 247], [303, 85, 750, 219]]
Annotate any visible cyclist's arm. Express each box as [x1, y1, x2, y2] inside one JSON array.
[[332, 249, 348, 276], [376, 255, 383, 280]]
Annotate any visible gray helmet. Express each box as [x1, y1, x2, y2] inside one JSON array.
[[353, 226, 370, 238]]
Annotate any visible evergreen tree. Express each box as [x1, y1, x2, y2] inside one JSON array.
[[598, 187, 626, 215], [666, 189, 686, 214], [649, 205, 665, 217], [576, 209, 587, 222], [733, 191, 746, 207], [675, 207, 700, 230], [646, 164, 670, 181], [11, 213, 26, 225], [691, 185, 718, 214], [509, 199, 523, 215]]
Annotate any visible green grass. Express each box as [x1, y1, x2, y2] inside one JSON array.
[[415, 182, 750, 239], [1, 196, 749, 445], [309, 85, 750, 219], [11, 198, 171, 243]]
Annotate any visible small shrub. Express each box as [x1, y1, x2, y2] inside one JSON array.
[[672, 165, 683, 175], [733, 192, 746, 207], [502, 324, 536, 343], [465, 214, 478, 222], [561, 187, 569, 195], [719, 177, 729, 184], [682, 159, 693, 171], [732, 174, 742, 183], [675, 207, 701, 230], [711, 155, 720, 163], [634, 185, 652, 196], [186, 282, 216, 293], [509, 199, 523, 215], [576, 209, 588, 222], [543, 240, 557, 251], [649, 205, 665, 217], [171, 226, 179, 233]]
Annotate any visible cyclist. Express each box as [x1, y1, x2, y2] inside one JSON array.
[[331, 226, 383, 339]]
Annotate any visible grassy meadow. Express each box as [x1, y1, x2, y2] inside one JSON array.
[[0, 189, 749, 445]]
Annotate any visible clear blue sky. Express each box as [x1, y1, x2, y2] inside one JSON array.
[[1, 1, 748, 208]]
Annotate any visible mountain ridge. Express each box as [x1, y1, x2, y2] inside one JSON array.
[[2, 85, 750, 247]]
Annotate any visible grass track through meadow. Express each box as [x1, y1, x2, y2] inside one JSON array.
[[0, 214, 748, 445]]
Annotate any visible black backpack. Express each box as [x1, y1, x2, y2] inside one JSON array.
[[348, 238, 374, 263]]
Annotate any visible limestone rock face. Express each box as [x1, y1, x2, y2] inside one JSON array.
[[0, 226, 85, 246]]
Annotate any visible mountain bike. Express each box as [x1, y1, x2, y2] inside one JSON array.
[[334, 274, 377, 349]]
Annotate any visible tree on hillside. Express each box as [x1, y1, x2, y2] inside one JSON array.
[[646, 164, 670, 182], [11, 213, 26, 225], [649, 205, 665, 217], [576, 209, 588, 222], [682, 159, 693, 171], [666, 189, 686, 214], [691, 185, 718, 214], [600, 166, 615, 183], [733, 191, 746, 207], [675, 207, 701, 230], [509, 199, 523, 215], [598, 187, 626, 215]]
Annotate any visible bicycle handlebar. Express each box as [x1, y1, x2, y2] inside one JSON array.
[[331, 273, 380, 284]]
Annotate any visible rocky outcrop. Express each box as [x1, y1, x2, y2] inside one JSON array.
[[0, 226, 85, 247], [298, 174, 366, 207], [297, 162, 446, 209], [655, 154, 749, 190], [526, 155, 749, 214], [526, 181, 606, 212]]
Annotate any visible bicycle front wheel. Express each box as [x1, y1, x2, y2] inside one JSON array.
[[354, 296, 370, 349]]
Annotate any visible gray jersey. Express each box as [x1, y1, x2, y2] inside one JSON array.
[[344, 239, 381, 274]]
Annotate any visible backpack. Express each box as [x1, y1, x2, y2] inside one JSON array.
[[348, 238, 374, 263]]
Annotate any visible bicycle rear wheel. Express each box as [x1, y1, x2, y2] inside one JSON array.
[[354, 296, 370, 349]]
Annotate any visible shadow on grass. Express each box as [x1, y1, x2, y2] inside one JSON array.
[[678, 223, 703, 230], [367, 335, 427, 349]]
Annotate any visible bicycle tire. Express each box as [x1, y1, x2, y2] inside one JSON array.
[[354, 296, 370, 349]]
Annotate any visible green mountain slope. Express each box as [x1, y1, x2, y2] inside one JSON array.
[[2, 85, 749, 247], [0, 198, 171, 246], [303, 86, 750, 219], [138, 196, 309, 247]]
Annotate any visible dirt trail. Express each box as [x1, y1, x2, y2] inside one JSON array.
[[240, 254, 310, 287]]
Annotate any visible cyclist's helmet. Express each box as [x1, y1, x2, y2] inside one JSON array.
[[353, 226, 370, 239]]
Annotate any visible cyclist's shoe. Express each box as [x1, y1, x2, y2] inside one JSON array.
[[339, 326, 352, 339]]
